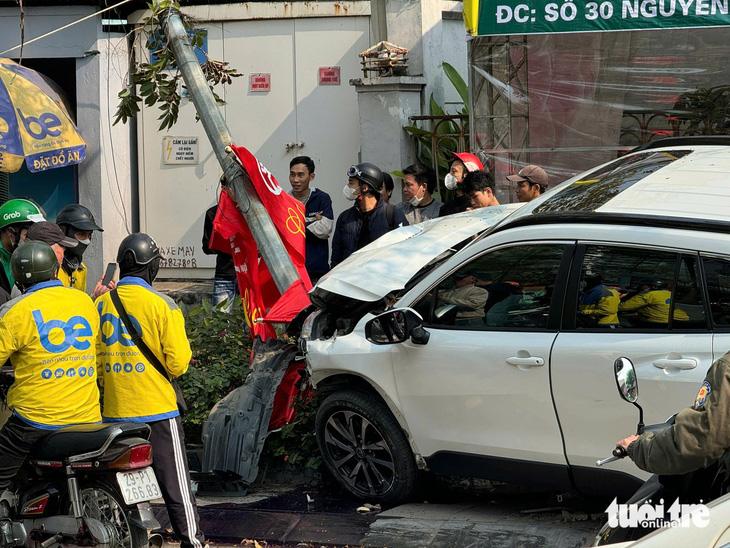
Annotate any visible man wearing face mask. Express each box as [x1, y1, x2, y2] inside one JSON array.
[[440, 153, 484, 217], [55, 204, 113, 299], [0, 199, 46, 295], [397, 163, 442, 225], [331, 162, 408, 268]]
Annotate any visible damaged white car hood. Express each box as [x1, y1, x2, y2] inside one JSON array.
[[315, 203, 524, 302]]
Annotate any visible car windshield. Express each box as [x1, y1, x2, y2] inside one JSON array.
[[532, 149, 693, 214]]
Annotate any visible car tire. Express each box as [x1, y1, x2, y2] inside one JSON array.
[[316, 390, 417, 503]]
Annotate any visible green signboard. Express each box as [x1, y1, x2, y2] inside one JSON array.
[[476, 0, 730, 36]]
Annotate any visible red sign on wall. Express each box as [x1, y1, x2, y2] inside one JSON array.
[[250, 73, 271, 92], [318, 66, 341, 86]]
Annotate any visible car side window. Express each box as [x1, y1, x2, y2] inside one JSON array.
[[702, 256, 730, 327], [577, 246, 705, 330], [416, 244, 566, 330]]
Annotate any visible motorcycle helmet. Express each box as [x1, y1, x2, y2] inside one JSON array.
[[450, 152, 483, 173], [56, 204, 103, 233], [11, 241, 59, 285], [638, 278, 668, 290], [347, 162, 384, 193], [116, 233, 161, 265], [0, 199, 45, 230], [582, 271, 603, 289]]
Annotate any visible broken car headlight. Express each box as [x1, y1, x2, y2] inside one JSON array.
[[299, 309, 323, 352]]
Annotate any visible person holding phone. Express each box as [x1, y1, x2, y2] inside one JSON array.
[[55, 204, 113, 298]]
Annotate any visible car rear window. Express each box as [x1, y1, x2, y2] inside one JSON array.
[[532, 150, 693, 214]]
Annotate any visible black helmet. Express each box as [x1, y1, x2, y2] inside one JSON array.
[[11, 241, 59, 285], [116, 233, 161, 265], [347, 162, 384, 193], [56, 204, 103, 232], [638, 278, 667, 289], [582, 271, 603, 288]]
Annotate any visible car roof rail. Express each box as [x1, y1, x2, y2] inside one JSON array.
[[629, 135, 730, 153]]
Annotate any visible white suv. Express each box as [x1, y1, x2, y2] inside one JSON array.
[[301, 138, 730, 503]]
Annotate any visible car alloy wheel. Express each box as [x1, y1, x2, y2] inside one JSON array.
[[316, 390, 417, 503]]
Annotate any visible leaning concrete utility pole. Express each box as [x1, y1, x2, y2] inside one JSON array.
[[159, 7, 300, 293]]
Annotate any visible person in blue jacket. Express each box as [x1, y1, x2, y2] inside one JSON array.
[[330, 162, 408, 268], [288, 156, 334, 283]]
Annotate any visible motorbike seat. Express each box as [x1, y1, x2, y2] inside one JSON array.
[[30, 422, 151, 461]]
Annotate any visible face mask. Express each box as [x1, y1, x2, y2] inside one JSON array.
[[343, 184, 358, 201], [444, 173, 459, 191], [65, 240, 88, 263], [408, 186, 425, 207], [15, 238, 24, 249], [7, 227, 21, 250]]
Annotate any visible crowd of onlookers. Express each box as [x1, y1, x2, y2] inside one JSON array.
[[203, 153, 551, 297]]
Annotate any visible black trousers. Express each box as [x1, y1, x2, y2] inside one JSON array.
[[149, 416, 205, 548], [0, 414, 49, 491]]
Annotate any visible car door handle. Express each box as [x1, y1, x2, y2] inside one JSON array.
[[652, 358, 697, 370], [506, 356, 545, 368]]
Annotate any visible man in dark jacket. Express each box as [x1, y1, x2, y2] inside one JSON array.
[[202, 203, 238, 311], [289, 156, 334, 283], [330, 162, 408, 268]]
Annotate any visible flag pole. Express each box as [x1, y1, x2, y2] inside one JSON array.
[[159, 7, 300, 294]]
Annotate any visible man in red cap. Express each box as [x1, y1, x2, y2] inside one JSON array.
[[507, 165, 549, 202]]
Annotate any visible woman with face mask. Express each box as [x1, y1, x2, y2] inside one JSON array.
[[56, 204, 114, 298], [439, 152, 484, 217]]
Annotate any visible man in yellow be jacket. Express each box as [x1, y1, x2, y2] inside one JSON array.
[[0, 241, 101, 495], [95, 233, 204, 548], [618, 278, 689, 326], [55, 204, 113, 299], [578, 272, 620, 327]]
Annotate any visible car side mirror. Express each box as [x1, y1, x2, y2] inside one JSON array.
[[365, 308, 429, 346], [614, 356, 644, 434]]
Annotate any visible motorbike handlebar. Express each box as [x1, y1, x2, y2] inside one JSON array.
[[596, 445, 628, 466]]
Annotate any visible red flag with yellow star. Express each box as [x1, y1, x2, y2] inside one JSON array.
[[210, 145, 311, 340]]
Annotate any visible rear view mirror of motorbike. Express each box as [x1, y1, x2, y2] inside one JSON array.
[[614, 356, 639, 403], [614, 356, 645, 434]]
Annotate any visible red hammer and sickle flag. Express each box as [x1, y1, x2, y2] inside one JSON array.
[[209, 145, 312, 341]]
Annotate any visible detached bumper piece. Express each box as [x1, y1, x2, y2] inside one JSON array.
[[201, 338, 299, 485]]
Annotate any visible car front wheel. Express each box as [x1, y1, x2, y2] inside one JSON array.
[[316, 390, 417, 503]]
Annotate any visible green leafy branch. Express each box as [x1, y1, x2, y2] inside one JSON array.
[[114, 0, 242, 131]]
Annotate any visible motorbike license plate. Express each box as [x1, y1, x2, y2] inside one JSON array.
[[116, 468, 162, 505]]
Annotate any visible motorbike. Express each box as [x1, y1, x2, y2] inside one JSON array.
[[592, 357, 727, 546], [0, 371, 161, 548]]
